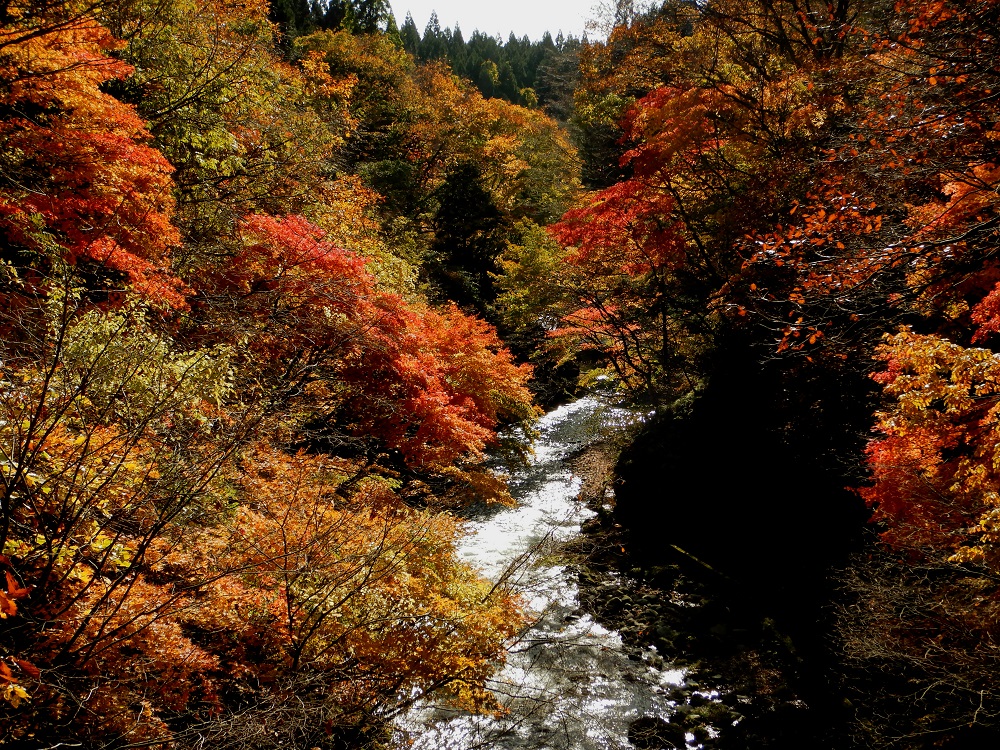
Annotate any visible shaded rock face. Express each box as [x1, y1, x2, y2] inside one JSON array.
[[613, 341, 871, 594], [610, 340, 875, 750]]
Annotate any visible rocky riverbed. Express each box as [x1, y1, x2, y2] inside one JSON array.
[[402, 395, 833, 750], [563, 440, 827, 749]]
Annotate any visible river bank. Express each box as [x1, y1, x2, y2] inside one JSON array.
[[563, 439, 841, 749]]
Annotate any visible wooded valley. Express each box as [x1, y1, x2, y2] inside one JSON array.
[[1, 1, 999, 748]]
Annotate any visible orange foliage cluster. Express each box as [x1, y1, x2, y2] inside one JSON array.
[[0, 1, 549, 745], [548, 177, 686, 393], [202, 212, 536, 469], [862, 331, 1000, 561], [813, 1, 1000, 567]]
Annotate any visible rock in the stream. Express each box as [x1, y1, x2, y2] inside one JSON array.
[[628, 715, 687, 749]]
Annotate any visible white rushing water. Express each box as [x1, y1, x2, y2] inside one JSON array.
[[399, 396, 685, 750]]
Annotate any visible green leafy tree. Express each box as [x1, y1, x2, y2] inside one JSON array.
[[421, 10, 447, 59]]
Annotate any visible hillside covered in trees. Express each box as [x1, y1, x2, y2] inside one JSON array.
[[0, 0, 577, 746], [3, 0, 1000, 748], [270, 0, 586, 113]]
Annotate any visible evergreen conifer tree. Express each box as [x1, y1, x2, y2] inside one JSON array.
[[400, 12, 421, 55], [421, 12, 447, 60], [352, 0, 390, 33]]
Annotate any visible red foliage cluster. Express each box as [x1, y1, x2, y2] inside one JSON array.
[[0, 12, 186, 307], [202, 213, 534, 468], [557, 0, 1000, 570]]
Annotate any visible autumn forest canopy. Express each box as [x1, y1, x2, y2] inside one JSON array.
[[2, 0, 1000, 748]]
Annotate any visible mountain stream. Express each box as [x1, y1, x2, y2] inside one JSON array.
[[399, 396, 695, 750]]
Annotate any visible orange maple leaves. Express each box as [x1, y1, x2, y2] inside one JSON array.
[[862, 330, 1000, 570], [0, 569, 30, 620], [0, 563, 34, 707]]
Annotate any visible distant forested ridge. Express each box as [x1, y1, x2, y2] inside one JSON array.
[[269, 0, 584, 114]]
